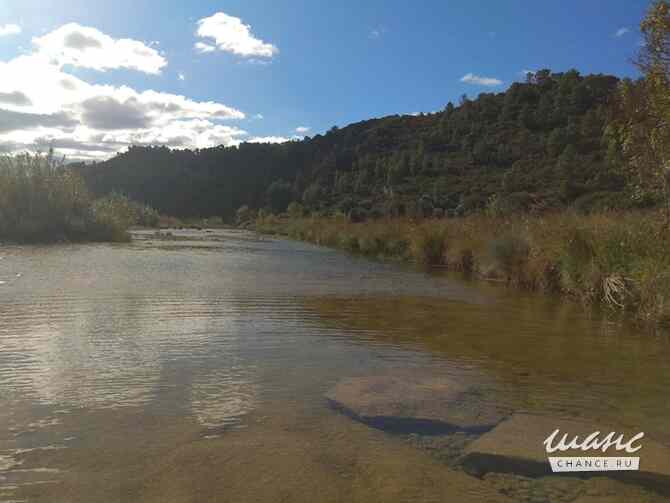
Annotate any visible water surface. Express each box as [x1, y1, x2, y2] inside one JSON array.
[[1, 229, 668, 502]]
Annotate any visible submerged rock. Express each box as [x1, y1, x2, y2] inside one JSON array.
[[326, 375, 507, 434], [462, 414, 670, 495]]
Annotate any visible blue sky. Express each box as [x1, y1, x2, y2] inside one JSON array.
[[0, 0, 650, 160]]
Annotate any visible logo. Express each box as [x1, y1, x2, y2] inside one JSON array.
[[543, 429, 644, 473]]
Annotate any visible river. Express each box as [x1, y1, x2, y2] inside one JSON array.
[[0, 228, 668, 502]]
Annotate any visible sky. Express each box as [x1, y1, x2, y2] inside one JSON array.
[[0, 0, 651, 161]]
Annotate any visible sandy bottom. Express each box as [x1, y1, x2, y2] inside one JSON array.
[[1, 401, 667, 503]]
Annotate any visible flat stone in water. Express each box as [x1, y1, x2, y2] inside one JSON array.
[[462, 413, 670, 495], [326, 375, 507, 434]]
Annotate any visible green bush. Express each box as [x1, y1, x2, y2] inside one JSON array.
[[489, 234, 530, 277], [287, 202, 305, 219], [87, 193, 136, 242], [410, 227, 448, 265], [0, 152, 135, 243], [572, 191, 627, 214]]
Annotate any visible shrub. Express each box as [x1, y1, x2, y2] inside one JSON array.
[[87, 193, 136, 242], [131, 201, 160, 227], [572, 191, 627, 214], [0, 152, 134, 243], [489, 234, 530, 279], [357, 235, 380, 255], [287, 202, 305, 219], [560, 228, 596, 294], [236, 205, 253, 225], [348, 207, 368, 222], [410, 225, 448, 265]]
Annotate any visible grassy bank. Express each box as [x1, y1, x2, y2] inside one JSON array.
[[256, 211, 670, 326], [0, 153, 158, 244]]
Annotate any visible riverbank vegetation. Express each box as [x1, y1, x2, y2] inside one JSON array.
[[256, 211, 670, 325], [0, 152, 159, 243]]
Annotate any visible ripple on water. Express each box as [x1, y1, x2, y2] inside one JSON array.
[[190, 366, 259, 434]]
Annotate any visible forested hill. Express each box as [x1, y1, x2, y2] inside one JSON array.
[[79, 69, 627, 220]]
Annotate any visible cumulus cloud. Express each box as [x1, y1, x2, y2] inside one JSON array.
[[195, 12, 278, 58], [33, 23, 166, 74], [460, 73, 503, 86], [0, 108, 77, 133], [294, 126, 310, 134], [80, 96, 151, 130], [0, 23, 256, 161], [0, 24, 21, 37], [0, 90, 32, 106], [178, 72, 185, 81], [614, 27, 630, 37]]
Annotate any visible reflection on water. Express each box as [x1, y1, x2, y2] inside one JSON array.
[[0, 228, 669, 502]]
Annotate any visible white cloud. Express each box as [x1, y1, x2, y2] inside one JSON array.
[[252, 113, 263, 120], [0, 24, 21, 37], [0, 24, 255, 161], [369, 26, 386, 40], [295, 126, 310, 134], [32, 23, 166, 74], [460, 73, 503, 86], [615, 27, 629, 37], [178, 72, 185, 81], [244, 58, 271, 66], [194, 41, 216, 53], [195, 12, 278, 58], [246, 136, 289, 144]]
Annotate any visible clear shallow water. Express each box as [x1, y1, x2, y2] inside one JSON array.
[[0, 229, 669, 502]]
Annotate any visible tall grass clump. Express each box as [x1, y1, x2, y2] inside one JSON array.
[[489, 233, 530, 282], [409, 221, 449, 265], [0, 152, 153, 243]]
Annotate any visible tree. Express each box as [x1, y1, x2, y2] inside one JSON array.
[[546, 128, 567, 157], [637, 0, 670, 78], [303, 182, 324, 207], [611, 0, 670, 225], [266, 180, 294, 213]]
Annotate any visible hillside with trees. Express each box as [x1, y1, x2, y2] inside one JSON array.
[[78, 68, 629, 221]]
